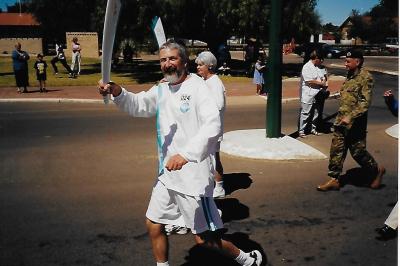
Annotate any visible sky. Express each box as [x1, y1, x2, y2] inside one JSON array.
[[0, 0, 381, 26], [316, 0, 380, 26], [0, 0, 18, 11]]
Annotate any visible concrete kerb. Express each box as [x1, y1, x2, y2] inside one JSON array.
[[0, 98, 104, 104]]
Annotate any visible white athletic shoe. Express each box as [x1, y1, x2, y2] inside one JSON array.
[[164, 224, 189, 236], [213, 186, 226, 198], [249, 250, 263, 266]]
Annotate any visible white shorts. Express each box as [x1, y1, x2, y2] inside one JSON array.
[[146, 180, 223, 234]]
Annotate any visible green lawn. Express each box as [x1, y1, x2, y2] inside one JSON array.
[[0, 56, 159, 87], [0, 55, 253, 87]]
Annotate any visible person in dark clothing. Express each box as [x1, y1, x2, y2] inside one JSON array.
[[34, 54, 48, 93], [50, 42, 73, 77], [12, 42, 30, 93]]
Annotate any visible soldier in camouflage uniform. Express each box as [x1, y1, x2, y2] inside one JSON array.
[[317, 50, 385, 191]]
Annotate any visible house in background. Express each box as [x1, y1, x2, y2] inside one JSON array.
[[0, 13, 42, 54], [339, 16, 372, 44]]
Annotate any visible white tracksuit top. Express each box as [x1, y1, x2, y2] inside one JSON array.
[[205, 74, 226, 142], [113, 74, 221, 197]]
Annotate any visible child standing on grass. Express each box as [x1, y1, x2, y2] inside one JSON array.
[[34, 54, 47, 93]]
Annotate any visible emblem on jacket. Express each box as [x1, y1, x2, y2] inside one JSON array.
[[180, 94, 191, 113]]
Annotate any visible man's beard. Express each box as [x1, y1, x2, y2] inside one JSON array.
[[163, 67, 185, 84]]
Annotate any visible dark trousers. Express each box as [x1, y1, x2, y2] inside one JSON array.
[[315, 89, 330, 130], [328, 125, 378, 179], [51, 56, 72, 74], [14, 69, 29, 87]]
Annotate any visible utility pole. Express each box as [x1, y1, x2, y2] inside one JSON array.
[[266, 0, 282, 138]]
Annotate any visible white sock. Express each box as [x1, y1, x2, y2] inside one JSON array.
[[156, 262, 169, 266], [215, 181, 224, 189], [235, 250, 254, 266]]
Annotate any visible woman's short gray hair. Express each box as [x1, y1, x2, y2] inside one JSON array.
[[195, 51, 217, 72], [159, 40, 189, 65]]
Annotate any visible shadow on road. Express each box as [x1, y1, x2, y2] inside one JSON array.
[[339, 167, 386, 189], [181, 232, 268, 266], [223, 172, 253, 196], [215, 198, 249, 223]]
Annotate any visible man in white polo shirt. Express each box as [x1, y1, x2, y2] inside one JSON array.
[[299, 50, 327, 138]]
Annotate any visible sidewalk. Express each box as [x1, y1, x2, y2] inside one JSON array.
[[0, 76, 345, 103]]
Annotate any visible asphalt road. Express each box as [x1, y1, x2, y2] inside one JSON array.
[[0, 72, 398, 266], [328, 56, 399, 73]]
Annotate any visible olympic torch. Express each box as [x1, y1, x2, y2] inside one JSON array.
[[101, 0, 121, 104]]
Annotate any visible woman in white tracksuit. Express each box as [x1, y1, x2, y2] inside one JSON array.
[[195, 51, 226, 198]]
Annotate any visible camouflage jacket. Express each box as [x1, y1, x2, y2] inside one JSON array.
[[334, 68, 373, 129]]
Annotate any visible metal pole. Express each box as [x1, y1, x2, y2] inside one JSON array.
[[266, 0, 282, 138]]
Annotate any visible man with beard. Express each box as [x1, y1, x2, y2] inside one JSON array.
[[98, 40, 263, 266]]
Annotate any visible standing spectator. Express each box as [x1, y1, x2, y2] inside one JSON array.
[[298, 50, 325, 137], [375, 90, 398, 241], [315, 59, 330, 131], [98, 40, 263, 266], [317, 50, 385, 191], [244, 39, 255, 77], [51, 41, 73, 77], [216, 43, 231, 70], [253, 55, 266, 95], [70, 37, 81, 78], [12, 42, 30, 93], [33, 54, 47, 93], [195, 51, 226, 198]]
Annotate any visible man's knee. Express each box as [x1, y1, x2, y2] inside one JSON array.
[[146, 218, 164, 237]]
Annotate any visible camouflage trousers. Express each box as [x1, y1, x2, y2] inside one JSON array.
[[328, 125, 378, 178]]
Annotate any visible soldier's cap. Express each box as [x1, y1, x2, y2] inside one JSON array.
[[346, 49, 364, 59]]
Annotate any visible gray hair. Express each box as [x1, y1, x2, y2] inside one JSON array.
[[159, 40, 189, 65], [195, 51, 217, 72]]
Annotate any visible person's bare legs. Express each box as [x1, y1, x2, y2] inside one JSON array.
[[194, 232, 239, 258], [146, 218, 169, 263], [256, 84, 261, 95], [213, 152, 225, 198], [215, 152, 223, 182], [194, 232, 262, 265]]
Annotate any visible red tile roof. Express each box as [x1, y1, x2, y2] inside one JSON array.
[[0, 13, 40, 26]]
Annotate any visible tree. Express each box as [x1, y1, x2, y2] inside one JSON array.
[[348, 9, 371, 42], [24, 0, 321, 50], [367, 0, 398, 43], [348, 1, 398, 43], [25, 0, 99, 42], [282, 0, 321, 43]]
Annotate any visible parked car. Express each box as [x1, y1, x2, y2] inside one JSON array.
[[383, 37, 399, 54], [295, 43, 346, 61]]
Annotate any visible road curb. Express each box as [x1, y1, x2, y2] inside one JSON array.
[[0, 98, 105, 104]]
